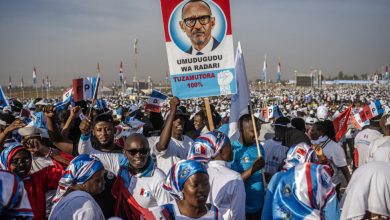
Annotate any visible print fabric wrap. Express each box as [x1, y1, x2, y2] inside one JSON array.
[[187, 130, 229, 162], [162, 160, 208, 200], [283, 142, 315, 171], [52, 154, 103, 204]]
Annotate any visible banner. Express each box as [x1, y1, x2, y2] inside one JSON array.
[[145, 90, 168, 113], [160, 0, 236, 99]]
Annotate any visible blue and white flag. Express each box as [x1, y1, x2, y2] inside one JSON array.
[[62, 88, 73, 103], [276, 61, 281, 82], [0, 86, 10, 108], [34, 111, 47, 129], [262, 55, 267, 82], [228, 42, 250, 140], [145, 90, 168, 113]]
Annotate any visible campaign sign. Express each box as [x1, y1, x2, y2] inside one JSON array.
[[160, 0, 236, 99]]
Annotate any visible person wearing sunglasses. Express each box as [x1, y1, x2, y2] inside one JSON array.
[[179, 0, 220, 55], [0, 142, 64, 220], [78, 132, 171, 219]]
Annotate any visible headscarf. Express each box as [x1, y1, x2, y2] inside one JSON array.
[[273, 163, 337, 219], [162, 160, 208, 200], [0, 170, 34, 219], [187, 130, 229, 163], [341, 161, 390, 219], [0, 142, 32, 171], [52, 154, 103, 204], [283, 142, 315, 171]]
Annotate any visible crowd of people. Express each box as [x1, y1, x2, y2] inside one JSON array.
[[0, 84, 389, 220]]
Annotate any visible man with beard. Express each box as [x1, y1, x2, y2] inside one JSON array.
[[148, 97, 194, 175], [230, 114, 265, 220]]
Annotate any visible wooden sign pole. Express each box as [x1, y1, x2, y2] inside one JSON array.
[[204, 97, 215, 131]]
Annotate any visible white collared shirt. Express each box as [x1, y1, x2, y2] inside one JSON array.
[[191, 37, 214, 55], [207, 160, 246, 220], [148, 135, 193, 175]]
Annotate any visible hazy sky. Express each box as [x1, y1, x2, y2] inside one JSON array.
[[1, 0, 389, 87]]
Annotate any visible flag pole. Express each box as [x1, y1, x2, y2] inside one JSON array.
[[249, 101, 267, 187], [203, 97, 215, 131]]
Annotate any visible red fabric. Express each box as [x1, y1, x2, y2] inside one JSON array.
[[23, 166, 64, 220], [354, 148, 359, 168], [111, 175, 152, 220], [333, 106, 352, 142], [72, 78, 84, 102], [363, 105, 374, 120]]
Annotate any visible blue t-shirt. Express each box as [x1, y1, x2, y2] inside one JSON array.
[[231, 140, 265, 214]]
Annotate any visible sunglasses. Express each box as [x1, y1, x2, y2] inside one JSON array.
[[124, 148, 149, 156], [10, 157, 30, 166]]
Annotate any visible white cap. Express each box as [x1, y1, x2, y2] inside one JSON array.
[[18, 126, 49, 139], [317, 106, 328, 121]]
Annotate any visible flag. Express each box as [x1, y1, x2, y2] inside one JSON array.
[[0, 86, 10, 108], [119, 61, 124, 83], [145, 90, 168, 113], [72, 77, 98, 102], [351, 113, 369, 130], [333, 105, 352, 142], [228, 42, 249, 140], [276, 60, 281, 82], [33, 111, 47, 129], [261, 105, 283, 120], [359, 110, 367, 123], [8, 76, 12, 90], [134, 38, 138, 54], [92, 75, 101, 101], [33, 67, 37, 85], [262, 55, 267, 81], [62, 88, 73, 103], [369, 99, 384, 116], [46, 76, 49, 88], [21, 77, 24, 89]]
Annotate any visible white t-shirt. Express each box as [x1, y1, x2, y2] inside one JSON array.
[[354, 128, 383, 167], [323, 139, 348, 185], [148, 135, 193, 175], [367, 136, 390, 162], [207, 160, 246, 220], [49, 191, 104, 220], [263, 139, 288, 175], [151, 201, 223, 220]]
